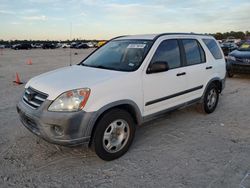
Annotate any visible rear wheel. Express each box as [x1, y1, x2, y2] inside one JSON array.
[[198, 83, 219, 114], [93, 109, 136, 161], [227, 71, 234, 78]]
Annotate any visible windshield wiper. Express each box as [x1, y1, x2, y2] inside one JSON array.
[[81, 64, 94, 67], [81, 64, 122, 71], [92, 65, 111, 70]]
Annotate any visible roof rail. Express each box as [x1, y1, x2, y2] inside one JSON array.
[[110, 33, 212, 42], [153, 33, 212, 41]]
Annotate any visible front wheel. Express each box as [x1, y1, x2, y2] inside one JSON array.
[[92, 109, 136, 161], [198, 83, 219, 114]]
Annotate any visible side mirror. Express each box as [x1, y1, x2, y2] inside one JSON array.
[[147, 61, 169, 74]]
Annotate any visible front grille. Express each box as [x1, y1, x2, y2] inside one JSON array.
[[232, 63, 250, 73], [243, 58, 250, 64], [235, 57, 243, 62], [22, 87, 48, 109], [235, 57, 250, 65]]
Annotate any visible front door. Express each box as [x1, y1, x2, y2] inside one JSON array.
[[143, 39, 188, 116]]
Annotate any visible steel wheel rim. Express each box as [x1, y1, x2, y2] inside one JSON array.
[[103, 119, 130, 153], [207, 88, 217, 109]]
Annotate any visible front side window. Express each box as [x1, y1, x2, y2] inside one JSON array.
[[183, 39, 206, 65], [81, 40, 153, 72], [202, 39, 223, 59], [150, 39, 181, 69]]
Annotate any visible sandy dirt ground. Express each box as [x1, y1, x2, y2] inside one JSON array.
[[0, 49, 250, 188]]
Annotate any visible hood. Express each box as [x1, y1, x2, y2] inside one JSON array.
[[230, 50, 250, 59], [26, 65, 126, 100]]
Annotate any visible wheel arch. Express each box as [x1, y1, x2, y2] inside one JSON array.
[[203, 77, 224, 97], [86, 100, 142, 146]]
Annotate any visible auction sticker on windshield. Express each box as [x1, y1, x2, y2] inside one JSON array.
[[127, 44, 146, 49]]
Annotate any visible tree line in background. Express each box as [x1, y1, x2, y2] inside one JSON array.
[[1, 31, 250, 45], [211, 31, 250, 40], [0, 39, 100, 45]]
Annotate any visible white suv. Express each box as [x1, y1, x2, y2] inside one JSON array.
[[17, 33, 226, 160]]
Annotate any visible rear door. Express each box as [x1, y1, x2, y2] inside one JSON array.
[[179, 38, 207, 100]]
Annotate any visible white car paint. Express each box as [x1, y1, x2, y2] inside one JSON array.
[[25, 33, 226, 117], [25, 65, 127, 101]]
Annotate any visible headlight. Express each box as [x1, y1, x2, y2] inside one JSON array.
[[228, 55, 236, 61], [48, 88, 90, 112]]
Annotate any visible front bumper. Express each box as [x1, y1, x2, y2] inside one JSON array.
[[227, 59, 250, 74], [17, 97, 96, 146]]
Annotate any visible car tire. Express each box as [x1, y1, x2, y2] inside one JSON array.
[[92, 109, 136, 161], [197, 83, 219, 114], [227, 71, 234, 78]]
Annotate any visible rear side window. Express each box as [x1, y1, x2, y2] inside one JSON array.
[[151, 39, 181, 69], [202, 39, 223, 59], [182, 39, 205, 65]]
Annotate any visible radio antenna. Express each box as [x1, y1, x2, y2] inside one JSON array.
[[69, 22, 72, 66]]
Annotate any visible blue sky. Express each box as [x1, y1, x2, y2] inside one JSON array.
[[0, 0, 250, 40]]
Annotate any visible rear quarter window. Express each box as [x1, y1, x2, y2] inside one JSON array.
[[202, 39, 223, 59]]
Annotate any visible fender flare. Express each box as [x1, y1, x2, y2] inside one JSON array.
[[202, 77, 225, 100], [85, 100, 143, 138]]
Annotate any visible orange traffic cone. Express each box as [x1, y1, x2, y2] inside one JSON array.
[[13, 72, 23, 85], [26, 58, 32, 65]]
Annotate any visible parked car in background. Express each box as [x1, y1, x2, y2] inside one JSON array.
[[12, 43, 32, 50], [225, 37, 241, 44], [220, 42, 238, 56], [42, 43, 56, 49], [217, 40, 222, 44], [92, 42, 98, 47], [236, 40, 246, 47], [0, 44, 5, 49], [11, 44, 19, 49], [32, 43, 43, 48], [61, 43, 70, 48], [97, 41, 106, 47], [4, 44, 11, 48], [55, 43, 62, 48], [75, 43, 89, 49], [70, 42, 81, 48], [17, 33, 226, 161], [87, 42, 94, 48], [226, 41, 250, 77]]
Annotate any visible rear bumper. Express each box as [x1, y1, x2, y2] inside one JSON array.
[[17, 97, 96, 146]]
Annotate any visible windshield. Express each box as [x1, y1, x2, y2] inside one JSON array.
[[81, 39, 153, 72], [239, 41, 250, 51]]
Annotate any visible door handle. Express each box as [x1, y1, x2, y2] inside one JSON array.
[[176, 72, 186, 76], [206, 66, 213, 70]]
